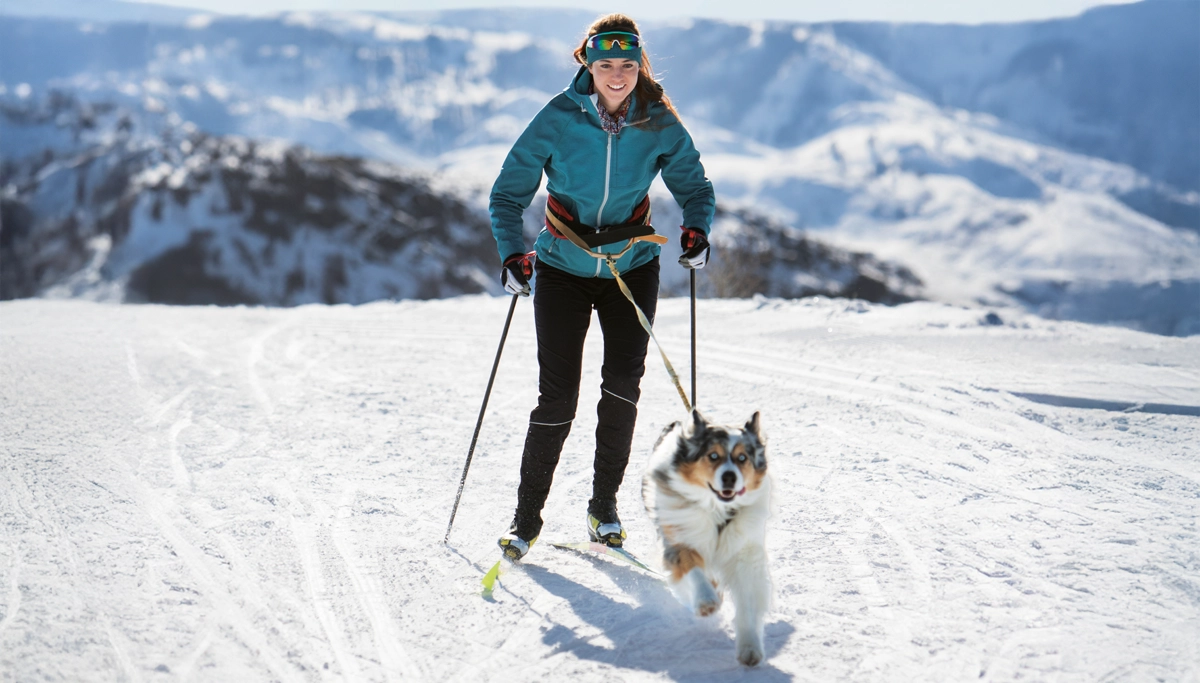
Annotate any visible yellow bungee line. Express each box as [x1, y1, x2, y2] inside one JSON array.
[[545, 209, 692, 414], [603, 253, 692, 414]]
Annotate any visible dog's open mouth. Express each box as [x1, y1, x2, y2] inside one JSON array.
[[709, 484, 746, 502]]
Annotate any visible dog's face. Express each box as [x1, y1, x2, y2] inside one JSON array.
[[671, 409, 767, 504]]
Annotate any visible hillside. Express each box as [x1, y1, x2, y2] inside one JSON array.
[[2, 94, 920, 306]]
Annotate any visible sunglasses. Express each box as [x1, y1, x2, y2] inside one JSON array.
[[587, 32, 641, 51]]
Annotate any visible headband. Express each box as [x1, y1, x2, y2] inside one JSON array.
[[585, 31, 643, 65]]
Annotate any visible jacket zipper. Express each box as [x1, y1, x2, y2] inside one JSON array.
[[594, 132, 613, 277], [597, 133, 613, 227]]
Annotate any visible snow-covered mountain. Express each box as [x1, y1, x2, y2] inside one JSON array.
[[0, 95, 497, 304], [829, 0, 1200, 194], [1, 2, 1197, 332], [2, 94, 919, 306]]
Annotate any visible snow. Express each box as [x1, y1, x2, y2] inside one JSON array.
[[2, 295, 1198, 680]]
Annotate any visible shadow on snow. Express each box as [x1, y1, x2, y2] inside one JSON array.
[[524, 553, 796, 681]]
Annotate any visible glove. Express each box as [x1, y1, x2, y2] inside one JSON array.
[[678, 228, 710, 270], [501, 251, 534, 296]]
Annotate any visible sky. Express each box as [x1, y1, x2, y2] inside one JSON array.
[[123, 0, 1141, 25]]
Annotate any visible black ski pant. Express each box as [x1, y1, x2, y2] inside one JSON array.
[[515, 256, 660, 523]]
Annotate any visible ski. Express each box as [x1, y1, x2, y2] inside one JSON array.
[[549, 541, 664, 578], [481, 536, 538, 599], [483, 541, 660, 599], [480, 559, 505, 599]]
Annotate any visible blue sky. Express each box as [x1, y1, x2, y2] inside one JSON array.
[[125, 0, 1139, 24]]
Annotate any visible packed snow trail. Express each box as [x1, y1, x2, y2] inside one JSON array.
[[1, 296, 1198, 681]]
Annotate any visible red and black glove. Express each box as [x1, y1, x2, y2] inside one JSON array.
[[678, 228, 710, 270], [501, 251, 535, 296]]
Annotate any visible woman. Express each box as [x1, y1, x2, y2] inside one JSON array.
[[490, 13, 714, 560]]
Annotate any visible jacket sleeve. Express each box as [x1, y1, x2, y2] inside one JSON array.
[[657, 122, 716, 235], [489, 102, 565, 262]]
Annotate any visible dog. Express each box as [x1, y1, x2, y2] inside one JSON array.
[[642, 409, 772, 667]]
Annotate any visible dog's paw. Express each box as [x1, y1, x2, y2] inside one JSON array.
[[695, 584, 722, 617], [736, 638, 764, 667], [696, 594, 722, 617], [688, 568, 722, 616]]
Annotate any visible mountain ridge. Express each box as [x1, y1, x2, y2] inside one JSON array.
[[2, 93, 922, 307], [1, 3, 1196, 333]]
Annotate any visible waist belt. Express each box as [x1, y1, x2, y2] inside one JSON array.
[[544, 195, 658, 249]]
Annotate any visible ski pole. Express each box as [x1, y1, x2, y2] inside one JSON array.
[[444, 293, 520, 544], [690, 269, 697, 409]]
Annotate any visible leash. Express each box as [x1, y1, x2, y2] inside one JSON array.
[[545, 208, 692, 414]]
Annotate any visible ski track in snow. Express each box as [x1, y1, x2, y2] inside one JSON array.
[[1, 296, 1198, 682]]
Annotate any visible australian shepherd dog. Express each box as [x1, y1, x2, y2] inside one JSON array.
[[643, 409, 772, 667]]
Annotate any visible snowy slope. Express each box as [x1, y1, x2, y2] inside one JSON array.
[[2, 296, 1199, 681], [696, 99, 1200, 333]]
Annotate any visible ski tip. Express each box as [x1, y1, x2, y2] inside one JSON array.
[[481, 559, 504, 599]]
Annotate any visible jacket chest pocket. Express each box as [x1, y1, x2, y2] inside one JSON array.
[[611, 134, 657, 195]]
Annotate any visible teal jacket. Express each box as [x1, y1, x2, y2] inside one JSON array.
[[490, 67, 715, 279]]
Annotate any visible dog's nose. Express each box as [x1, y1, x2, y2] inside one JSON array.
[[721, 471, 737, 489]]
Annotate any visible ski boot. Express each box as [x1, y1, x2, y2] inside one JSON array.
[[498, 512, 541, 561], [586, 497, 627, 547]]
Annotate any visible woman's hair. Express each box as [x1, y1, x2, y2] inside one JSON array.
[[573, 13, 680, 125]]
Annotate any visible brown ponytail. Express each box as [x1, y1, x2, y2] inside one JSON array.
[[573, 13, 681, 126]]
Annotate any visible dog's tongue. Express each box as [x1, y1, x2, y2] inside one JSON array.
[[736, 487, 747, 496]]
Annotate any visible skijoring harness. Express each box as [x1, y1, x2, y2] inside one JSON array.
[[544, 195, 655, 248], [543, 195, 692, 413]]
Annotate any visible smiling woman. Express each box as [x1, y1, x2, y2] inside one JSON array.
[[488, 13, 715, 561], [570, 22, 679, 121]]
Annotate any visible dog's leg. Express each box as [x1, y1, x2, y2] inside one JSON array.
[[685, 567, 722, 617], [664, 545, 721, 616], [727, 546, 770, 666]]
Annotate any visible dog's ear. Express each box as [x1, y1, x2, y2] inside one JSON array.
[[680, 408, 708, 445], [745, 411, 764, 441]]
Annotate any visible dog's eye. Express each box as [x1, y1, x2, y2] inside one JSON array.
[[708, 451, 720, 461], [737, 454, 747, 463]]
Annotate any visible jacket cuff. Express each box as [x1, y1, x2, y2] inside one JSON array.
[[496, 237, 526, 263]]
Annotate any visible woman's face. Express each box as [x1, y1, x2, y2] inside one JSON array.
[[588, 58, 639, 113]]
